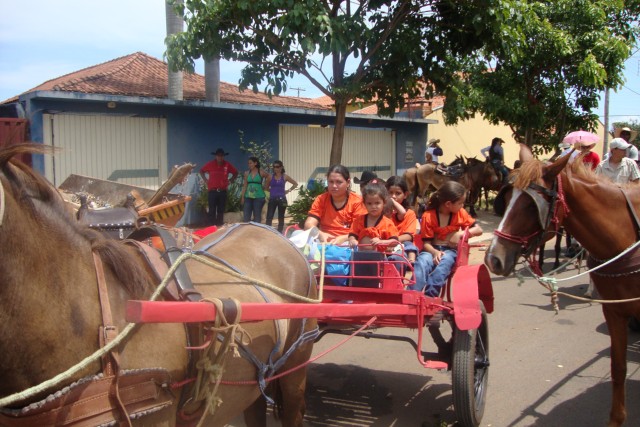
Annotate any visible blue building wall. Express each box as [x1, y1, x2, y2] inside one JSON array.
[[20, 93, 430, 177]]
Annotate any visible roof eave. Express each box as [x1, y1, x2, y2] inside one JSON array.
[[21, 91, 437, 124]]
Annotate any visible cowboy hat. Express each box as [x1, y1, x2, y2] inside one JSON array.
[[353, 170, 378, 185], [211, 148, 229, 156]]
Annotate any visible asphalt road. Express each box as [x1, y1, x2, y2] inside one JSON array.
[[229, 210, 640, 427]]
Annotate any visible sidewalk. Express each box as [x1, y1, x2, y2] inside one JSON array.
[[469, 209, 500, 244], [468, 209, 500, 265]]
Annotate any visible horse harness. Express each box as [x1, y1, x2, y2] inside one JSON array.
[[0, 224, 317, 426], [0, 226, 238, 426], [493, 176, 566, 258], [494, 175, 640, 276]]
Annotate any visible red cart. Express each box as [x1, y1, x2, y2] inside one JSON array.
[[127, 229, 494, 427]]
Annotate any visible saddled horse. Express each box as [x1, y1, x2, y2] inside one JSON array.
[[0, 144, 318, 426], [404, 156, 466, 208], [485, 144, 640, 427]]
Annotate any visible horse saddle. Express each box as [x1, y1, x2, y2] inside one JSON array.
[[435, 163, 464, 178], [77, 193, 141, 239]]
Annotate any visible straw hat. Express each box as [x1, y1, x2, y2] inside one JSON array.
[[613, 126, 638, 140]]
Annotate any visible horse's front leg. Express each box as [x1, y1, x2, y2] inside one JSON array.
[[603, 307, 628, 427]]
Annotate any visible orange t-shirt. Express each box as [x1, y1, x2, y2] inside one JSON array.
[[390, 209, 417, 239], [420, 208, 475, 241], [308, 192, 367, 238], [349, 214, 399, 241]]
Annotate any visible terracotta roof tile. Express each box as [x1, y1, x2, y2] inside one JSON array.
[[4, 52, 329, 110]]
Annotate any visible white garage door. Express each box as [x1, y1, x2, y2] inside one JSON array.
[[43, 114, 167, 189], [280, 124, 395, 200]]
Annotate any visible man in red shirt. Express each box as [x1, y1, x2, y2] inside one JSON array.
[[199, 148, 238, 226]]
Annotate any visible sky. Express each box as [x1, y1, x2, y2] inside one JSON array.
[[2, 0, 640, 129]]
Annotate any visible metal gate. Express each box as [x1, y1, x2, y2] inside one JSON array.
[[279, 124, 395, 200], [43, 114, 167, 189]]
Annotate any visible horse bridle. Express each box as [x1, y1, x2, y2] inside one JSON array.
[[494, 176, 568, 257]]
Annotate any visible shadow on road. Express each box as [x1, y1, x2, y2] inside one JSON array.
[[305, 363, 456, 426], [506, 335, 640, 427]]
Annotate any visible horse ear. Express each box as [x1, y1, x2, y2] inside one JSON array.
[[542, 150, 571, 181], [519, 143, 534, 162]]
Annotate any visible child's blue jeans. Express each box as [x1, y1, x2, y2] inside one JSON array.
[[411, 246, 457, 296]]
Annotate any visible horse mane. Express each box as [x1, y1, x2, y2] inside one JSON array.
[[0, 144, 152, 298], [512, 159, 544, 189], [511, 153, 633, 191]]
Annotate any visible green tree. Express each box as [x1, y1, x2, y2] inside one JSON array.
[[166, 0, 640, 161], [166, 0, 429, 166], [428, 0, 640, 152]]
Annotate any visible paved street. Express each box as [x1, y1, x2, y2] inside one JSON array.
[[230, 210, 640, 427]]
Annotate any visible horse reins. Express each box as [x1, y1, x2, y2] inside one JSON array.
[[494, 176, 567, 257]]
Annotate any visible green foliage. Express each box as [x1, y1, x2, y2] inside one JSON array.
[[430, 0, 639, 151], [166, 0, 428, 166], [195, 175, 243, 213], [224, 176, 243, 212], [238, 130, 273, 173], [286, 180, 327, 227], [166, 0, 640, 157]]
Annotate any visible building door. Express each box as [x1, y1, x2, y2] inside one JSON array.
[[43, 113, 167, 189]]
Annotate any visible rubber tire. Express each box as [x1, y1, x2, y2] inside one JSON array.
[[452, 301, 489, 427], [629, 316, 640, 332]]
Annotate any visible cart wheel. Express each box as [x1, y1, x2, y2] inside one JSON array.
[[630, 316, 640, 332], [452, 301, 489, 427]]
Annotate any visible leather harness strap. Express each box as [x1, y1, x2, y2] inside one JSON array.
[[620, 188, 640, 238], [123, 240, 181, 301], [127, 226, 202, 302], [0, 370, 174, 427], [92, 252, 132, 427]]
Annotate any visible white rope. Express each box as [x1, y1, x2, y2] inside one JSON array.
[[518, 239, 640, 308], [0, 247, 328, 408]]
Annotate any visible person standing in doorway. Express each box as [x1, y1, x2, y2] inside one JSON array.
[[266, 160, 298, 232], [199, 148, 238, 226], [241, 156, 271, 223]]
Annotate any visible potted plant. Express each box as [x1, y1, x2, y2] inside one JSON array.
[[287, 180, 327, 228]]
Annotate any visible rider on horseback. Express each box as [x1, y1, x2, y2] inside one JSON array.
[[481, 137, 509, 185]]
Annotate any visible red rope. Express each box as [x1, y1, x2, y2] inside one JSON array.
[[493, 229, 540, 246]]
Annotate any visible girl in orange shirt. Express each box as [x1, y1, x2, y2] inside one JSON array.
[[413, 181, 482, 296], [348, 180, 400, 250]]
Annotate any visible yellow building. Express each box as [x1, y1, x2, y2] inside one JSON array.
[[426, 105, 608, 167]]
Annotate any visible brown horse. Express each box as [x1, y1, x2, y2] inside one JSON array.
[[404, 157, 466, 208], [463, 157, 502, 214], [0, 144, 317, 426], [485, 144, 640, 427]]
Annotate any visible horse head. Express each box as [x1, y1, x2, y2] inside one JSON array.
[[485, 144, 571, 275]]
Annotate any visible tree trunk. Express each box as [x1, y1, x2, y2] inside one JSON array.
[[165, 0, 184, 100], [330, 101, 348, 166], [204, 56, 220, 102]]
